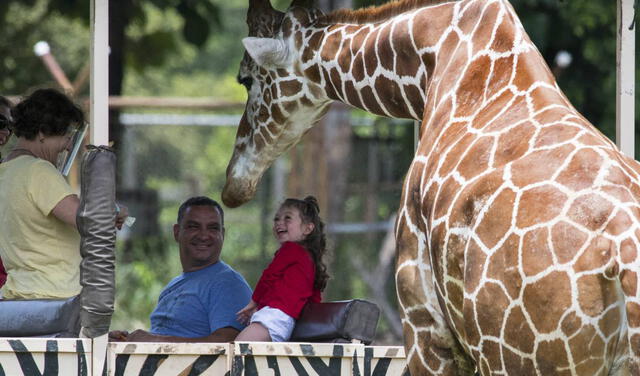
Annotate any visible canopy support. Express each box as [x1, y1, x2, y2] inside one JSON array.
[[616, 0, 636, 158], [90, 0, 109, 146]]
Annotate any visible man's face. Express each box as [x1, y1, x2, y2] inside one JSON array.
[[173, 205, 225, 272]]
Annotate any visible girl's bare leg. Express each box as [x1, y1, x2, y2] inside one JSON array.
[[235, 322, 272, 342]]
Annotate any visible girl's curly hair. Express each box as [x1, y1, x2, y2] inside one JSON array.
[[281, 196, 330, 291], [11, 88, 84, 140]]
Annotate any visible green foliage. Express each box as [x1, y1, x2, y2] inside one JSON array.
[[0, 0, 89, 94], [128, 31, 180, 71], [0, 0, 231, 94], [122, 0, 223, 68], [176, 0, 220, 47], [46, 0, 88, 20], [122, 0, 248, 94]]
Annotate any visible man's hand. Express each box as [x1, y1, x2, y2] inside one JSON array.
[[236, 300, 258, 325], [109, 329, 167, 343], [109, 327, 239, 343], [126, 329, 162, 342], [108, 330, 129, 342]]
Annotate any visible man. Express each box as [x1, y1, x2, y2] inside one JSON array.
[[110, 196, 252, 342]]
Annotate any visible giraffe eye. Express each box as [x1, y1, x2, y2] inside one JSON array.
[[237, 76, 253, 90]]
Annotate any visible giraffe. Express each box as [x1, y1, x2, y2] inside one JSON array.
[[221, 0, 640, 374]]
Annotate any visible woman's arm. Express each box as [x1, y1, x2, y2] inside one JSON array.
[[52, 195, 128, 230], [52, 194, 80, 228]]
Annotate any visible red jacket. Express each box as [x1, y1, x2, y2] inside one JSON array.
[[252, 241, 321, 318]]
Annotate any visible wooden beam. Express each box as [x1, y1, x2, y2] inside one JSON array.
[[5, 95, 244, 111], [33, 41, 74, 94], [108, 96, 244, 110]]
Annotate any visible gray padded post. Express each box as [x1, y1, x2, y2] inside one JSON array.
[[76, 145, 116, 338]]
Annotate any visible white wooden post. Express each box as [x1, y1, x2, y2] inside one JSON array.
[[89, 4, 110, 376], [616, 0, 635, 158], [90, 0, 109, 146]]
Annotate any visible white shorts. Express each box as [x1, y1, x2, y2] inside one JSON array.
[[250, 306, 295, 342]]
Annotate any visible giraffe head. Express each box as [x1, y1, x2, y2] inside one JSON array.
[[222, 0, 331, 208]]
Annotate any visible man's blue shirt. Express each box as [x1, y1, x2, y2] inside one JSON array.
[[150, 261, 252, 338]]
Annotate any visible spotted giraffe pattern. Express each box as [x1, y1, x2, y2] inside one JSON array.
[[222, 0, 640, 374]]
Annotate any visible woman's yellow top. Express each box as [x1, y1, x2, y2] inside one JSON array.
[[0, 155, 81, 299]]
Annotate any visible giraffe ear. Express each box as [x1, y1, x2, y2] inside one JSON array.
[[242, 37, 290, 69]]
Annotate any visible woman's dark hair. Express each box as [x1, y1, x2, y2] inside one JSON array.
[[281, 195, 330, 291], [11, 88, 84, 140]]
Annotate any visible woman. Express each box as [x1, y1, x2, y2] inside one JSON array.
[[0, 88, 122, 299]]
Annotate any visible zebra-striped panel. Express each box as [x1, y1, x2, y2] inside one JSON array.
[[0, 339, 407, 375], [232, 342, 408, 376], [0, 338, 91, 376], [107, 342, 231, 376], [361, 345, 409, 376]]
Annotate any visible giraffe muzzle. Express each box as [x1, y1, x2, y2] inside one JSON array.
[[221, 177, 257, 208]]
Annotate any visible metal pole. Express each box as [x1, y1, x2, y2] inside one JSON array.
[[90, 0, 109, 146], [616, 0, 635, 158], [33, 41, 74, 94]]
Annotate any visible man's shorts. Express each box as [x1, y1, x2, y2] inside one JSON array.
[[250, 306, 295, 342]]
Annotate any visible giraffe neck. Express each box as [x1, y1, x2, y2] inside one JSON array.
[[298, 0, 563, 126], [300, 4, 443, 121]]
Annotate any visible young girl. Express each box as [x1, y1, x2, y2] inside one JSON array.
[[236, 196, 329, 342]]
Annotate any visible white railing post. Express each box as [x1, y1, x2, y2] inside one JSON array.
[[616, 0, 636, 158], [90, 0, 109, 146], [89, 2, 109, 375]]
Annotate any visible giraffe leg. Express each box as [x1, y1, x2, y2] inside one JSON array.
[[395, 209, 475, 375]]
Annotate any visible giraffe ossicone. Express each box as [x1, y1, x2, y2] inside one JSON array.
[[242, 37, 290, 68], [222, 0, 640, 374]]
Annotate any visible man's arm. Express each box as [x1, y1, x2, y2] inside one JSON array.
[[123, 326, 240, 343]]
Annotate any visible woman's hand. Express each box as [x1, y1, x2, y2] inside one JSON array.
[[115, 204, 129, 230], [236, 300, 258, 325]]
